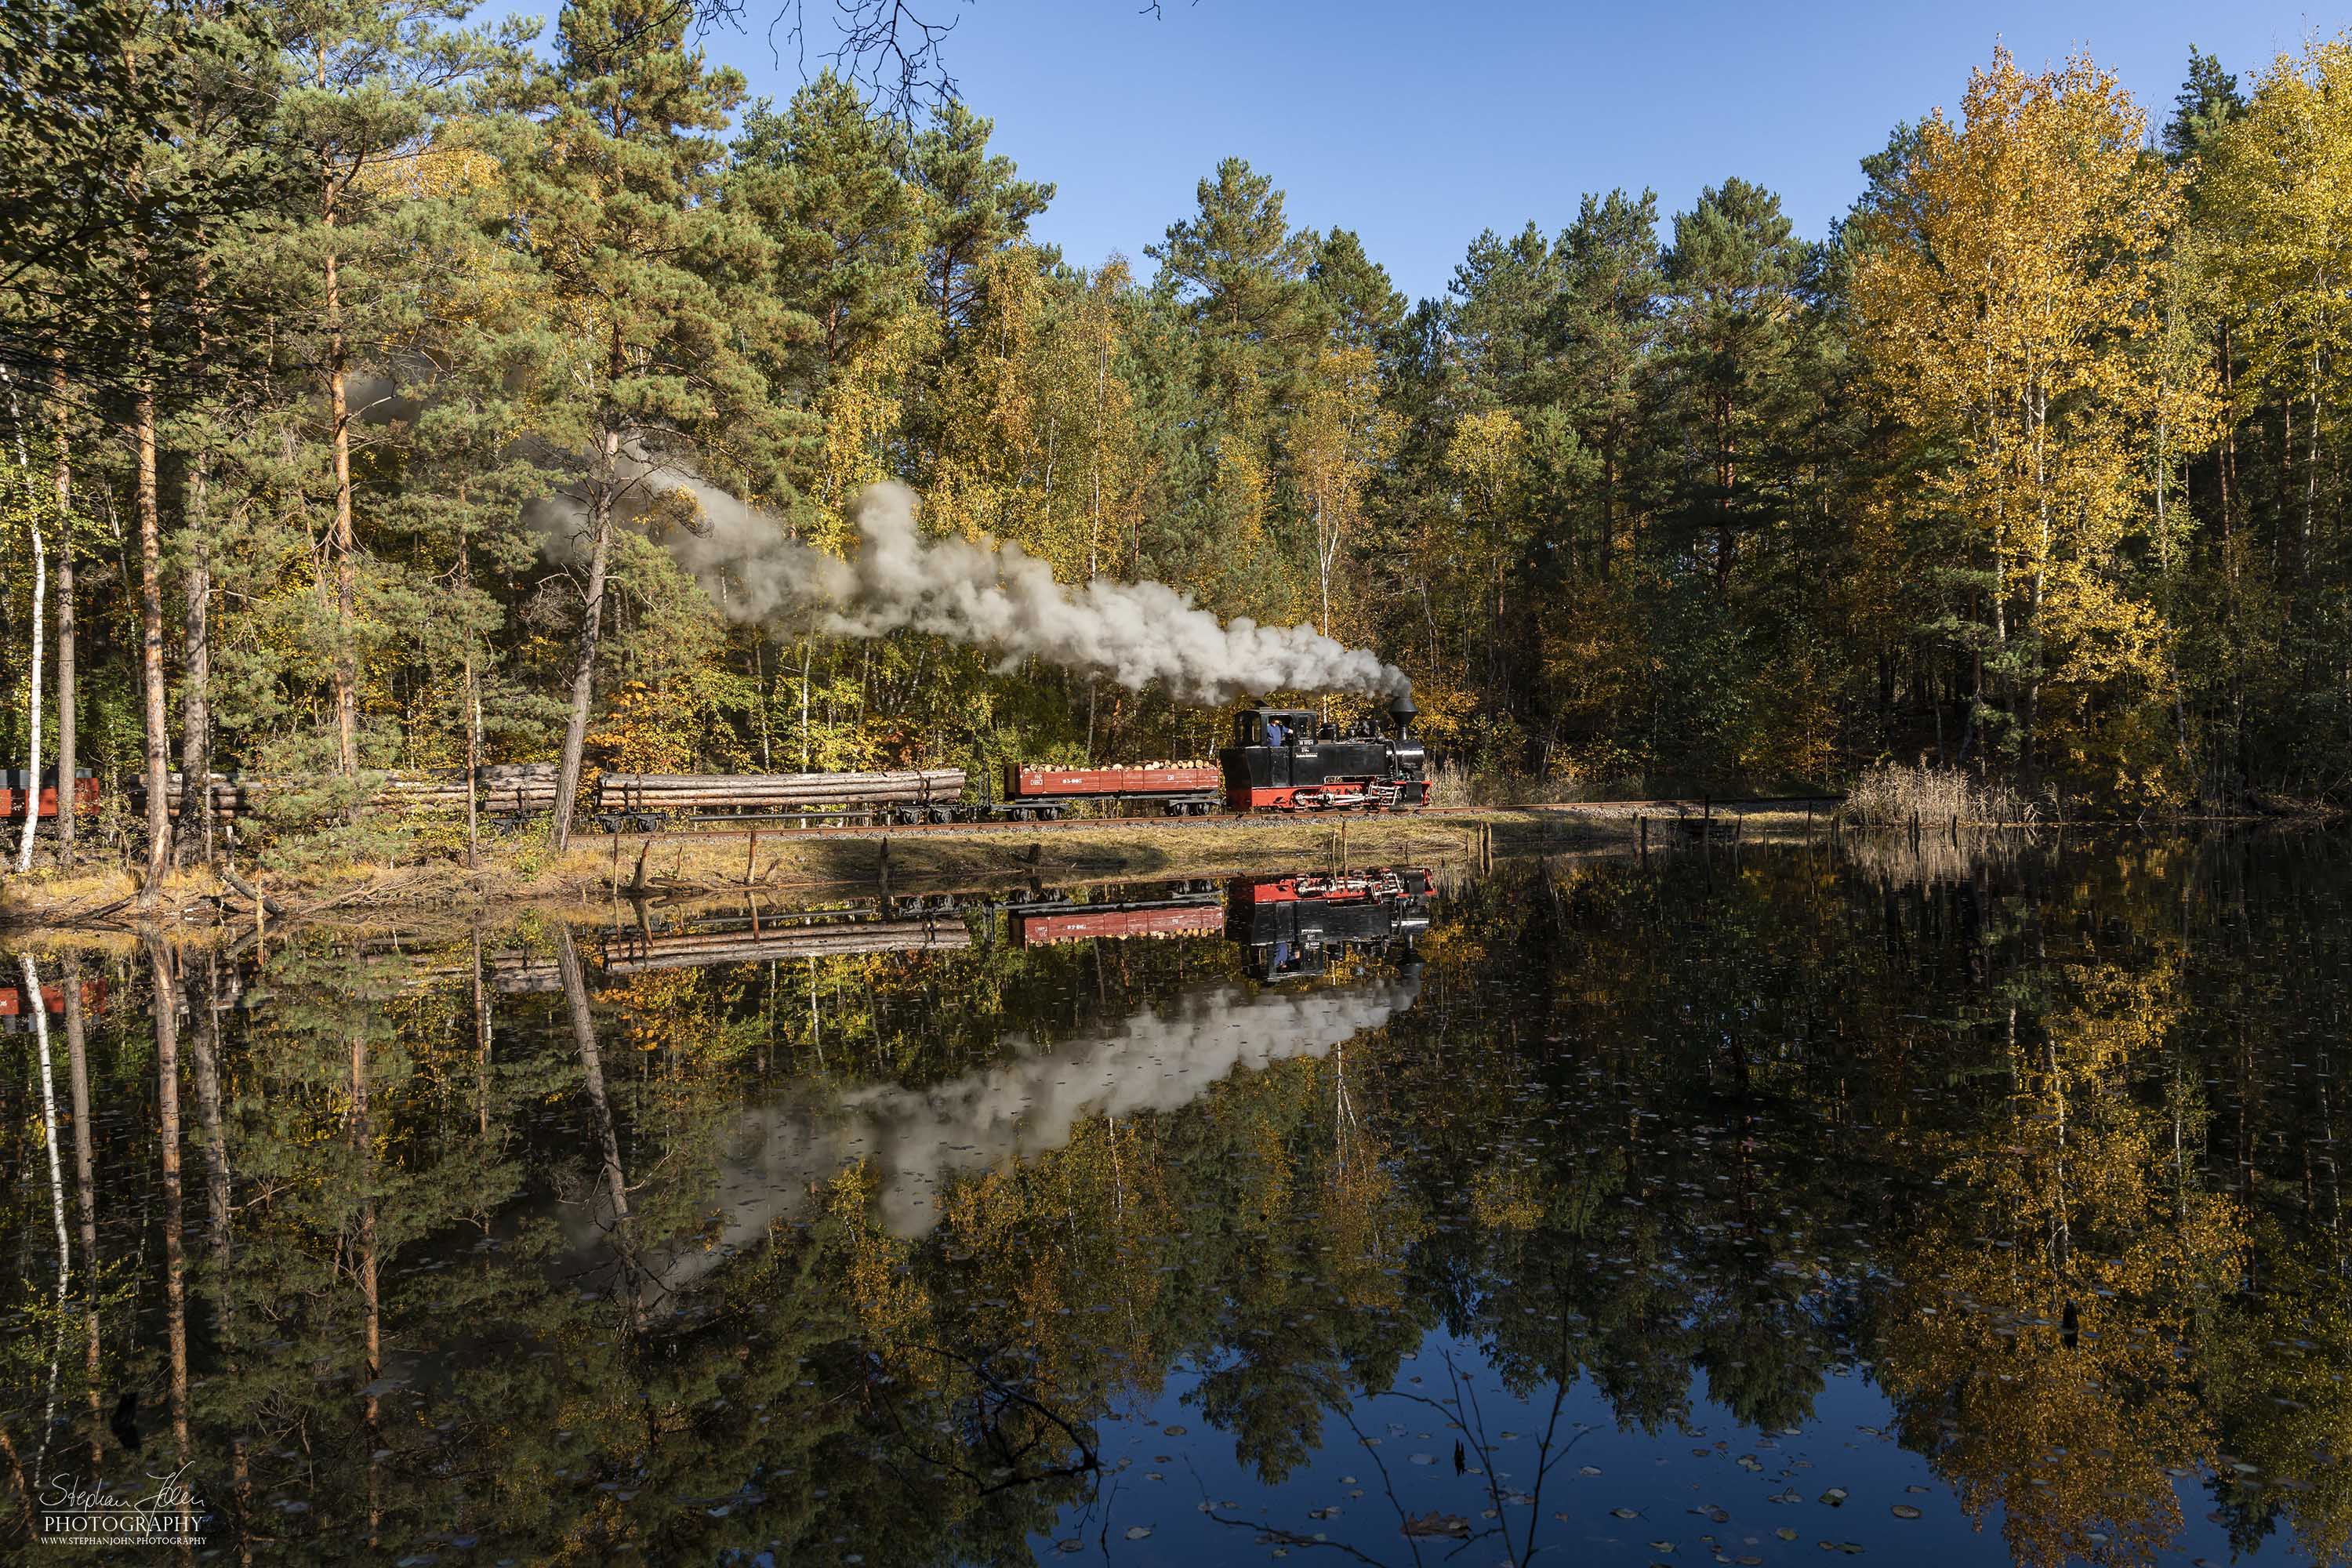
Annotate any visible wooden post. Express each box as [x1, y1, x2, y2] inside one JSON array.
[[744, 829, 758, 885], [1639, 814, 1648, 863]]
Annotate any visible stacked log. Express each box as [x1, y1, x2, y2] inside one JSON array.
[[136, 764, 561, 820], [596, 769, 966, 813], [382, 764, 561, 813], [140, 773, 252, 819]]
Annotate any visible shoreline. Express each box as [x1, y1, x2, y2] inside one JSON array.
[[0, 801, 1847, 935], [5, 797, 2327, 938]]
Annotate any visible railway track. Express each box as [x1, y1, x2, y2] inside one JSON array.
[[590, 796, 1842, 845]]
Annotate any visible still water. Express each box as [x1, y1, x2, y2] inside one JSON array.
[[2, 839, 2347, 1566]]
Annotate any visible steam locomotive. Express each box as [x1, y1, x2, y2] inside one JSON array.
[[1218, 694, 1430, 811]]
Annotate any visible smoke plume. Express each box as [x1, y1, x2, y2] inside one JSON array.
[[533, 468, 1409, 702], [601, 971, 1420, 1293]]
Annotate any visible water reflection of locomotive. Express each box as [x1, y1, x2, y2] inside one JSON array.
[[1226, 868, 1432, 981], [1218, 693, 1429, 812]]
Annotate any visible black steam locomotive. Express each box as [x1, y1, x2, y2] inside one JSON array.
[[1218, 694, 1430, 812]]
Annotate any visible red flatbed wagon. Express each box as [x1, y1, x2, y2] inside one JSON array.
[[999, 762, 1222, 819], [0, 770, 100, 824]]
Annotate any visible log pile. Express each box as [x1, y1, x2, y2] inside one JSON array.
[[383, 764, 560, 814], [136, 764, 561, 819], [596, 769, 967, 815], [140, 773, 252, 820]]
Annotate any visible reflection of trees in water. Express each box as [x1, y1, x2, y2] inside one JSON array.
[[1873, 950, 2240, 1566], [0, 840, 2349, 1563]]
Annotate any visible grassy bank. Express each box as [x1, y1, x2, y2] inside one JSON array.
[[0, 800, 1835, 931]]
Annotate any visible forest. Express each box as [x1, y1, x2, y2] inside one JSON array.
[[5, 1, 2352, 872]]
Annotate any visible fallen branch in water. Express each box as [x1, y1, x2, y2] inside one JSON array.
[[220, 865, 292, 917]]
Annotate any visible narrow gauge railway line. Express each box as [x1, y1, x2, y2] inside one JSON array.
[[590, 795, 1843, 844]]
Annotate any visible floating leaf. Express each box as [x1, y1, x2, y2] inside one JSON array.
[[1891, 1505, 1922, 1520], [1401, 1511, 1472, 1540]]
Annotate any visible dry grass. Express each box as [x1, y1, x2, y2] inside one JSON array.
[[1429, 760, 1590, 808], [1842, 764, 2034, 827]]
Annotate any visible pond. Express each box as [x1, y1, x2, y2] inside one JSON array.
[[2, 837, 2347, 1566]]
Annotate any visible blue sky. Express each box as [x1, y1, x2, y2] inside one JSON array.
[[686, 0, 2335, 302]]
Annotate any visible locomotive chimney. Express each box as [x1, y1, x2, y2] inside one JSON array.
[[1387, 692, 1417, 739]]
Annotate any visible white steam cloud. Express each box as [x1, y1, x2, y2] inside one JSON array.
[[603, 972, 1420, 1294], [532, 466, 1409, 703]]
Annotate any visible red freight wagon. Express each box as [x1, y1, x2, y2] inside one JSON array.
[[0, 770, 100, 823], [999, 762, 1222, 819], [1012, 901, 1225, 946]]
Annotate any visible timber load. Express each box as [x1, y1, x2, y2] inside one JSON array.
[[595, 769, 967, 829], [134, 764, 560, 822]]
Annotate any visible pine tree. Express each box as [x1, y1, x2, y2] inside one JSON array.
[[1148, 158, 1326, 622], [734, 74, 928, 399], [1658, 177, 1813, 601], [2163, 46, 2245, 162], [1552, 189, 1663, 579], [508, 0, 790, 849], [906, 99, 1052, 339], [274, 0, 531, 779]]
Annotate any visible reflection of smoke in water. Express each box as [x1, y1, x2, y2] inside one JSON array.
[[636, 973, 1418, 1291], [531, 467, 1407, 703]]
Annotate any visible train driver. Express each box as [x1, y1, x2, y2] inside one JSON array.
[[1265, 717, 1287, 747]]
